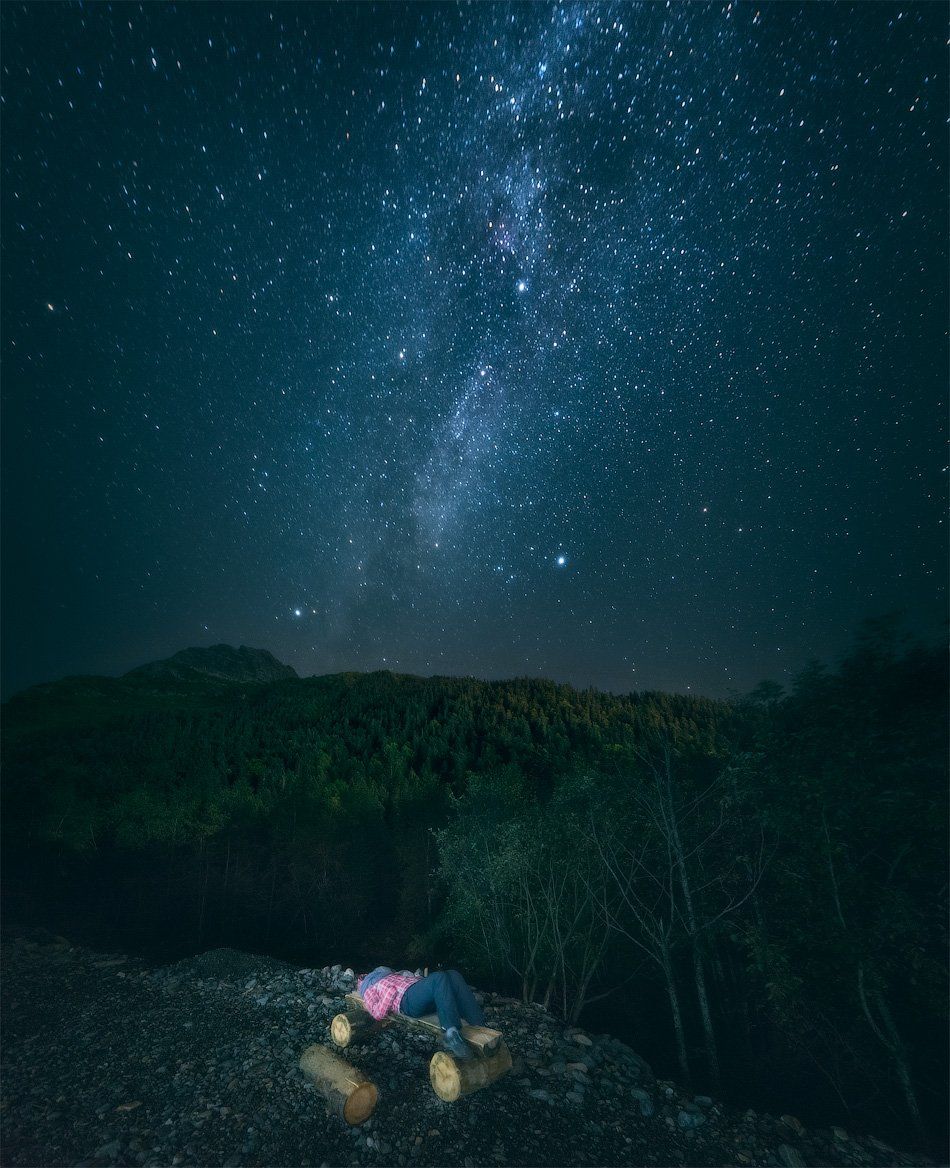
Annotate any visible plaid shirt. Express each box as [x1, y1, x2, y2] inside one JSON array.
[[361, 972, 421, 1020]]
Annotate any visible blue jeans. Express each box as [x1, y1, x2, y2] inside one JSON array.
[[400, 969, 486, 1031]]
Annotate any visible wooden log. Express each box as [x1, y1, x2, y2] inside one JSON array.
[[298, 1043, 378, 1125], [330, 1008, 383, 1048], [429, 1042, 513, 1102]]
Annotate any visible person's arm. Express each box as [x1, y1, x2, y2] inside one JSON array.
[[358, 966, 393, 994]]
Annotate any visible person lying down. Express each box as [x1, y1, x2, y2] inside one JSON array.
[[357, 966, 487, 1060]]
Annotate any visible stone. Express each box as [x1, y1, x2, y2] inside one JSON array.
[[694, 1094, 713, 1108], [676, 1109, 706, 1130], [630, 1087, 654, 1118], [832, 1126, 849, 1143], [777, 1146, 806, 1168], [780, 1114, 805, 1136], [571, 1033, 593, 1046]]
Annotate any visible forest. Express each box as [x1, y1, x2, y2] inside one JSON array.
[[1, 617, 946, 1156]]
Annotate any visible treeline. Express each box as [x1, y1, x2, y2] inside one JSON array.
[[1, 619, 946, 1153]]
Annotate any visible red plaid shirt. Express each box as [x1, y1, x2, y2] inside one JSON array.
[[361, 972, 421, 1020]]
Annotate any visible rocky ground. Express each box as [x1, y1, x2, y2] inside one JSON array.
[[0, 931, 932, 1168]]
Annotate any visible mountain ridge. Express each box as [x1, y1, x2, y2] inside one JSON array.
[[123, 643, 299, 684]]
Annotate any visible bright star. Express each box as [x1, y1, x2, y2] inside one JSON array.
[[517, 280, 527, 293], [294, 608, 303, 617], [556, 554, 567, 567]]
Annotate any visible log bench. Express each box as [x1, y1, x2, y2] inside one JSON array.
[[331, 991, 512, 1101]]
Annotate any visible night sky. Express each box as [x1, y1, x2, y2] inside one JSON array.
[[2, 3, 946, 700]]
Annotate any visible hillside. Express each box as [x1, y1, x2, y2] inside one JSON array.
[[1, 633, 946, 1159], [0, 931, 930, 1168]]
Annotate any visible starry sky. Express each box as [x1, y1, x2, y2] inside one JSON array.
[[2, 2, 946, 700]]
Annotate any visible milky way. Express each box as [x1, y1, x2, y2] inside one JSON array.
[[1, 3, 946, 698]]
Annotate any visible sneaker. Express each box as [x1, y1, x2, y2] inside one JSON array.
[[443, 1026, 474, 1060]]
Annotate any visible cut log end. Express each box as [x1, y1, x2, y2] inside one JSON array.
[[429, 1042, 512, 1102], [430, 1051, 463, 1102], [342, 1082, 378, 1126], [330, 1008, 379, 1049], [330, 1012, 352, 1047]]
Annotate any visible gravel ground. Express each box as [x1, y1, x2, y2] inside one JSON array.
[[0, 932, 932, 1168]]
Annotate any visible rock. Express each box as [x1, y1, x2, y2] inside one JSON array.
[[694, 1094, 713, 1108], [571, 1033, 593, 1046], [780, 1114, 806, 1136], [630, 1087, 654, 1118], [778, 1146, 806, 1168], [95, 1141, 122, 1159], [832, 1126, 849, 1142], [677, 1109, 706, 1130]]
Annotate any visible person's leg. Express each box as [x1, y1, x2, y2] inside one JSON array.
[[446, 969, 486, 1026], [401, 972, 461, 1031], [399, 975, 437, 1020]]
